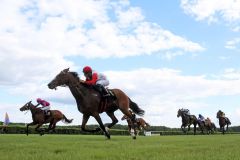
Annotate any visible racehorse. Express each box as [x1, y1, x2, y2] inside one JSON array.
[[197, 120, 216, 134], [20, 101, 73, 135], [216, 110, 231, 134], [121, 114, 150, 135], [207, 122, 217, 134], [47, 68, 145, 139], [177, 109, 197, 135]]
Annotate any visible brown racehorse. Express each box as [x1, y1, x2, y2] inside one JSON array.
[[20, 101, 73, 136], [48, 68, 145, 139], [121, 114, 150, 135], [216, 110, 231, 134], [197, 119, 216, 134]]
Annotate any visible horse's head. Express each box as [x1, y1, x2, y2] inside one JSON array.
[[48, 68, 79, 90], [177, 109, 182, 117], [20, 101, 32, 111]]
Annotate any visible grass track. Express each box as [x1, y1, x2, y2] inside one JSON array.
[[0, 134, 239, 160]]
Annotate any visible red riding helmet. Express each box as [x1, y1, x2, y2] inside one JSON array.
[[36, 98, 42, 103], [83, 66, 92, 73]]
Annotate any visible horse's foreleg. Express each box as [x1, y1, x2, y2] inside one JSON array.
[[81, 114, 101, 133], [181, 125, 186, 133], [193, 123, 196, 135], [45, 120, 54, 132], [106, 112, 118, 128], [93, 113, 110, 139], [26, 122, 36, 136]]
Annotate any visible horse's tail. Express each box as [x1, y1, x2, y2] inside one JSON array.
[[226, 117, 231, 125], [62, 114, 73, 124], [145, 122, 150, 127], [129, 98, 145, 116]]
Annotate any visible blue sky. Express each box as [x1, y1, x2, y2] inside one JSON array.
[[1, 0, 240, 128]]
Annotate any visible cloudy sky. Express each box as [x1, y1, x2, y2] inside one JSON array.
[[1, 0, 240, 128]]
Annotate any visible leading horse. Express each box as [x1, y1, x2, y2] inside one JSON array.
[[48, 68, 145, 139], [20, 101, 73, 135], [177, 109, 197, 135]]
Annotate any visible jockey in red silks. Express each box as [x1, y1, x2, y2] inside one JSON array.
[[81, 66, 110, 97], [36, 98, 51, 115]]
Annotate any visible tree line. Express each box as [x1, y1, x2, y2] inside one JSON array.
[[1, 122, 240, 135]]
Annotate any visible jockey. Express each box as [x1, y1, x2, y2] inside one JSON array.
[[198, 114, 205, 123], [81, 66, 110, 97], [182, 108, 190, 115], [205, 117, 211, 126], [218, 110, 230, 124], [219, 110, 225, 117], [35, 98, 51, 116]]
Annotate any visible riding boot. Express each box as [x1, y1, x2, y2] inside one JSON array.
[[44, 110, 50, 120], [101, 86, 110, 97], [94, 84, 110, 98]]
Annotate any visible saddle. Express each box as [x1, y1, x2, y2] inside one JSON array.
[[98, 90, 117, 113]]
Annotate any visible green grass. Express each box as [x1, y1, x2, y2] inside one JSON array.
[[0, 134, 239, 160]]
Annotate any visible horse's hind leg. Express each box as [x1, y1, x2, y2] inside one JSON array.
[[105, 111, 118, 128], [122, 109, 137, 139]]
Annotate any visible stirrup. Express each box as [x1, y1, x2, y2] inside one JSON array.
[[103, 93, 110, 97]]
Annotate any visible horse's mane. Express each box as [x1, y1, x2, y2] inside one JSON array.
[[69, 72, 79, 79], [69, 71, 94, 89]]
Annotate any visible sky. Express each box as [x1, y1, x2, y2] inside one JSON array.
[[1, 0, 240, 128]]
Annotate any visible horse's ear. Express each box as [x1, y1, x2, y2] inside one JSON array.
[[63, 68, 70, 73]]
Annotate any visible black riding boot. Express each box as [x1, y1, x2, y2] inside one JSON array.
[[94, 84, 110, 97]]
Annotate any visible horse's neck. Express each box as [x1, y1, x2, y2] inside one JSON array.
[[30, 105, 40, 114], [68, 84, 97, 110]]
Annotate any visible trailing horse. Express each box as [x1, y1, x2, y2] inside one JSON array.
[[121, 114, 150, 135], [216, 110, 231, 134], [197, 120, 216, 134], [20, 101, 73, 135], [177, 109, 198, 135], [48, 68, 145, 139]]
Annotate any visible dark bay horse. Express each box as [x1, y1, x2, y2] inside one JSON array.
[[121, 114, 150, 135], [216, 110, 231, 134], [48, 68, 145, 139], [177, 109, 197, 135], [20, 101, 73, 135]]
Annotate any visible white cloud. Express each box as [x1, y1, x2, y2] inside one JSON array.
[[225, 38, 240, 50], [217, 68, 240, 80], [0, 0, 204, 87], [181, 0, 240, 27]]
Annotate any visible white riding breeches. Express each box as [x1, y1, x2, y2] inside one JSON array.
[[40, 106, 50, 111], [96, 79, 109, 87]]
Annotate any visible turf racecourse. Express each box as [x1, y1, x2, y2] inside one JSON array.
[[0, 134, 239, 160]]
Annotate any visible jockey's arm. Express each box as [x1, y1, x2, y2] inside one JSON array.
[[85, 73, 98, 85], [35, 103, 40, 107]]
